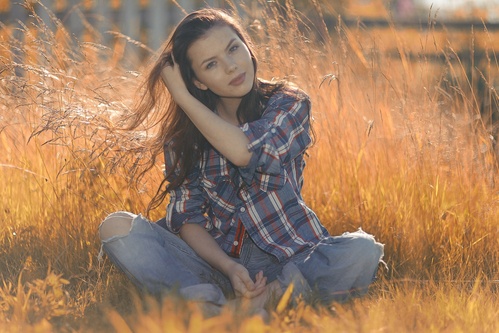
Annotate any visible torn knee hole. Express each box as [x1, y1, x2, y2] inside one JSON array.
[[99, 215, 133, 241]]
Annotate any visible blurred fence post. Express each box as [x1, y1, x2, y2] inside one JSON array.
[[10, 1, 27, 77], [34, 0, 55, 67], [95, 0, 111, 46], [36, 0, 54, 33], [121, 0, 140, 42], [148, 0, 169, 52], [121, 0, 141, 64], [175, 0, 194, 22], [12, 0, 252, 61], [67, 0, 84, 42]]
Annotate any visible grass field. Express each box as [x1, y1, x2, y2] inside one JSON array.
[[0, 1, 498, 332]]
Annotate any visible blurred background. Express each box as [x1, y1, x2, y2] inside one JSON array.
[[0, 0, 498, 53], [0, 0, 497, 123]]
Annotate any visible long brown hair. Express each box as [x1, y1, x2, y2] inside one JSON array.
[[126, 8, 283, 212]]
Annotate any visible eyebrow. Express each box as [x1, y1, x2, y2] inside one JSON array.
[[200, 38, 237, 66]]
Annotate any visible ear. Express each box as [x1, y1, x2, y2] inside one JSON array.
[[193, 79, 208, 91]]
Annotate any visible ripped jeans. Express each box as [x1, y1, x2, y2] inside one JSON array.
[[99, 211, 384, 306]]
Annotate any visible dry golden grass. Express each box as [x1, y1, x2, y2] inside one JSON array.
[[0, 1, 498, 332]]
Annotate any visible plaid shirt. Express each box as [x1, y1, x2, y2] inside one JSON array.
[[163, 86, 329, 262]]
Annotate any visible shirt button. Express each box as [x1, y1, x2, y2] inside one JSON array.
[[213, 191, 217, 196], [240, 207, 246, 212], [233, 241, 239, 246], [271, 128, 276, 133]]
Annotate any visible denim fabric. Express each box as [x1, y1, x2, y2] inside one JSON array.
[[100, 212, 384, 305], [291, 229, 385, 302]]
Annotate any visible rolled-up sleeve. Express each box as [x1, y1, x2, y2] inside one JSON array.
[[163, 146, 211, 233], [239, 90, 312, 190]]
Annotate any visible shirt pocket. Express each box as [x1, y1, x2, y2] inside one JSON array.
[[200, 176, 217, 191], [200, 175, 237, 212], [254, 169, 286, 192]]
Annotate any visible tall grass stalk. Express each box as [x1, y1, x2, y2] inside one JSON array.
[[0, 0, 497, 331]]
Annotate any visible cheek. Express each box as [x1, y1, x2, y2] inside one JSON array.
[[193, 70, 211, 87], [242, 47, 253, 64], [245, 56, 255, 74], [197, 72, 224, 91]]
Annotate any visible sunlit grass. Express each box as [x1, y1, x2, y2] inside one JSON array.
[[0, 0, 498, 332]]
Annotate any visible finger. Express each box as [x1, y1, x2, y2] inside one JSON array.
[[257, 271, 268, 283], [243, 275, 267, 299], [256, 271, 265, 282], [244, 277, 256, 291], [257, 276, 267, 287], [234, 288, 244, 297], [254, 273, 266, 287], [254, 279, 267, 294], [243, 284, 267, 299], [234, 274, 254, 296], [160, 52, 171, 68], [236, 270, 256, 292], [233, 280, 248, 297]]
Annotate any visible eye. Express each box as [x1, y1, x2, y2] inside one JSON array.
[[229, 44, 239, 53], [206, 61, 216, 69]]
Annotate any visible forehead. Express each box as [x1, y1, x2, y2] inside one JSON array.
[[187, 26, 243, 65]]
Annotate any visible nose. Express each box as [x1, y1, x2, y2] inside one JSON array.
[[225, 57, 237, 73]]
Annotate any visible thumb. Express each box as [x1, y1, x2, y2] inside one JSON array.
[[239, 272, 256, 291]]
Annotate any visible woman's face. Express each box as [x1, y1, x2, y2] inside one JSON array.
[[187, 25, 255, 105]]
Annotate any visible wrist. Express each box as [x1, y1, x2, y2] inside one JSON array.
[[219, 257, 237, 276], [173, 90, 195, 108]]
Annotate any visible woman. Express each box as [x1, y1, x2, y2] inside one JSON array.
[[99, 8, 384, 315]]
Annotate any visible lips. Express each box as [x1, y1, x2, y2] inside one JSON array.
[[229, 73, 246, 86]]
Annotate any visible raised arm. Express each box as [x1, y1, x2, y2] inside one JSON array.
[[161, 63, 252, 167]]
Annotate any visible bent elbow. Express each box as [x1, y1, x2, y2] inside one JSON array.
[[231, 151, 253, 167]]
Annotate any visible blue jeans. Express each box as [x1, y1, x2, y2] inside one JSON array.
[[99, 212, 384, 305]]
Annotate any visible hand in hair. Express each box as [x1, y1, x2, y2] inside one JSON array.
[[160, 54, 191, 105]]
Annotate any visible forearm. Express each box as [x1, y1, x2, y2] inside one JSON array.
[[176, 94, 252, 166], [179, 223, 236, 275]]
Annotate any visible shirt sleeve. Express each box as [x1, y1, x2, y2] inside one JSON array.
[[238, 88, 312, 191], [163, 145, 212, 233]]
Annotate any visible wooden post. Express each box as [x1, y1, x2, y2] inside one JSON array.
[[121, 0, 141, 64], [95, 0, 111, 45], [37, 0, 55, 33], [121, 0, 140, 41], [34, 0, 55, 66], [148, 0, 169, 52], [204, 0, 218, 7], [175, 0, 194, 22], [10, 1, 28, 77], [68, 0, 84, 41]]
